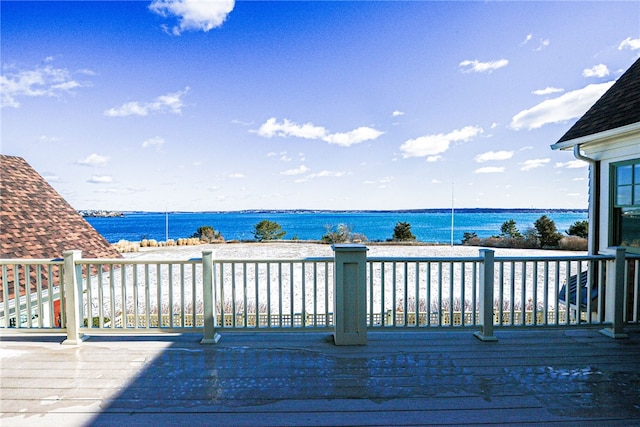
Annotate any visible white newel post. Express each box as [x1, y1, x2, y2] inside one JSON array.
[[201, 250, 221, 344], [62, 250, 85, 345], [600, 247, 628, 339], [474, 249, 498, 342], [332, 244, 368, 346]]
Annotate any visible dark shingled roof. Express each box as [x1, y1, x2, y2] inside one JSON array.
[[1, 155, 121, 300], [557, 57, 640, 143]]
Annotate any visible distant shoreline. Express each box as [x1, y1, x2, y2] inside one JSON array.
[[91, 208, 588, 216]]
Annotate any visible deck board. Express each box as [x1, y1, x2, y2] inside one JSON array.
[[2, 328, 639, 426]]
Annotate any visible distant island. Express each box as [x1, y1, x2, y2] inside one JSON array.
[[118, 208, 588, 215], [79, 210, 124, 218]]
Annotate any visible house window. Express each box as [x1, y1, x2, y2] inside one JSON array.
[[612, 159, 640, 251]]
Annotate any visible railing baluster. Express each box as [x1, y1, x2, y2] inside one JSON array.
[[278, 262, 283, 327], [266, 263, 271, 328], [543, 261, 549, 325], [24, 265, 32, 328], [634, 259, 639, 323], [120, 263, 126, 328], [380, 262, 386, 326], [35, 265, 43, 328], [426, 262, 431, 327], [83, 264, 91, 329], [509, 261, 515, 325], [532, 262, 538, 325], [472, 261, 477, 326], [461, 261, 466, 326], [392, 261, 397, 327], [325, 261, 330, 328], [290, 263, 294, 327], [242, 262, 248, 328], [414, 261, 420, 327], [192, 263, 197, 327], [498, 261, 504, 326], [312, 262, 317, 328], [253, 262, 259, 328], [302, 262, 306, 327]]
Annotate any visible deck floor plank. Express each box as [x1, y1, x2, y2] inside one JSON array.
[[1, 328, 639, 426]]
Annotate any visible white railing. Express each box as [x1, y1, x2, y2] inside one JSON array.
[[0, 259, 64, 329], [1, 246, 637, 344]]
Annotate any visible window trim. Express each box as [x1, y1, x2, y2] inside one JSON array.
[[610, 158, 640, 253]]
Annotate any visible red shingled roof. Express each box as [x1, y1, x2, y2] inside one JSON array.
[[1, 155, 122, 301]]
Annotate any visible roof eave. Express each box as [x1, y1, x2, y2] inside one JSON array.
[[551, 121, 640, 151]]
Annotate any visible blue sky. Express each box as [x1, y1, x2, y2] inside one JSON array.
[[2, 1, 639, 212]]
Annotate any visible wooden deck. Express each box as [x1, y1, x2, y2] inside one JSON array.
[[2, 328, 639, 426]]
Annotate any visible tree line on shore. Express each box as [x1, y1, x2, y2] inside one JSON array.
[[190, 216, 588, 250], [462, 216, 588, 250], [190, 221, 413, 244]]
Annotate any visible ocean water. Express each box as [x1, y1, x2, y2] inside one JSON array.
[[85, 210, 588, 244]]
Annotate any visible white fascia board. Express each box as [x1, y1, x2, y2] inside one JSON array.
[[550, 121, 640, 151]]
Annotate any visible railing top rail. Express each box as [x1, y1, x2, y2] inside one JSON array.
[[76, 256, 335, 265], [493, 254, 614, 262], [212, 257, 334, 263], [0, 258, 64, 266], [367, 256, 482, 263], [78, 258, 202, 265]]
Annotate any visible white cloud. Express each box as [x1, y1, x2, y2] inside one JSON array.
[[149, 0, 235, 35], [256, 117, 329, 140], [431, 179, 442, 184], [42, 173, 60, 182], [426, 155, 442, 162], [520, 158, 550, 171], [364, 176, 393, 185], [1, 63, 88, 108], [88, 175, 113, 184], [475, 167, 504, 174], [535, 39, 550, 51], [228, 173, 245, 179], [459, 59, 508, 73], [105, 87, 189, 117], [510, 81, 614, 130], [400, 126, 483, 159], [142, 136, 166, 150], [323, 127, 384, 146], [281, 165, 309, 176], [618, 37, 640, 50], [521, 33, 533, 45], [474, 150, 514, 163], [532, 87, 564, 96], [392, 110, 405, 117], [583, 64, 610, 78], [37, 135, 61, 143], [555, 160, 588, 169], [76, 153, 110, 167], [254, 117, 383, 147], [310, 170, 347, 178]]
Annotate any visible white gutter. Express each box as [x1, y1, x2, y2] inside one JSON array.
[[551, 121, 640, 151], [573, 145, 598, 255], [573, 145, 595, 165]]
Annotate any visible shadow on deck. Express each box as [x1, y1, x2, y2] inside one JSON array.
[[1, 329, 640, 426]]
